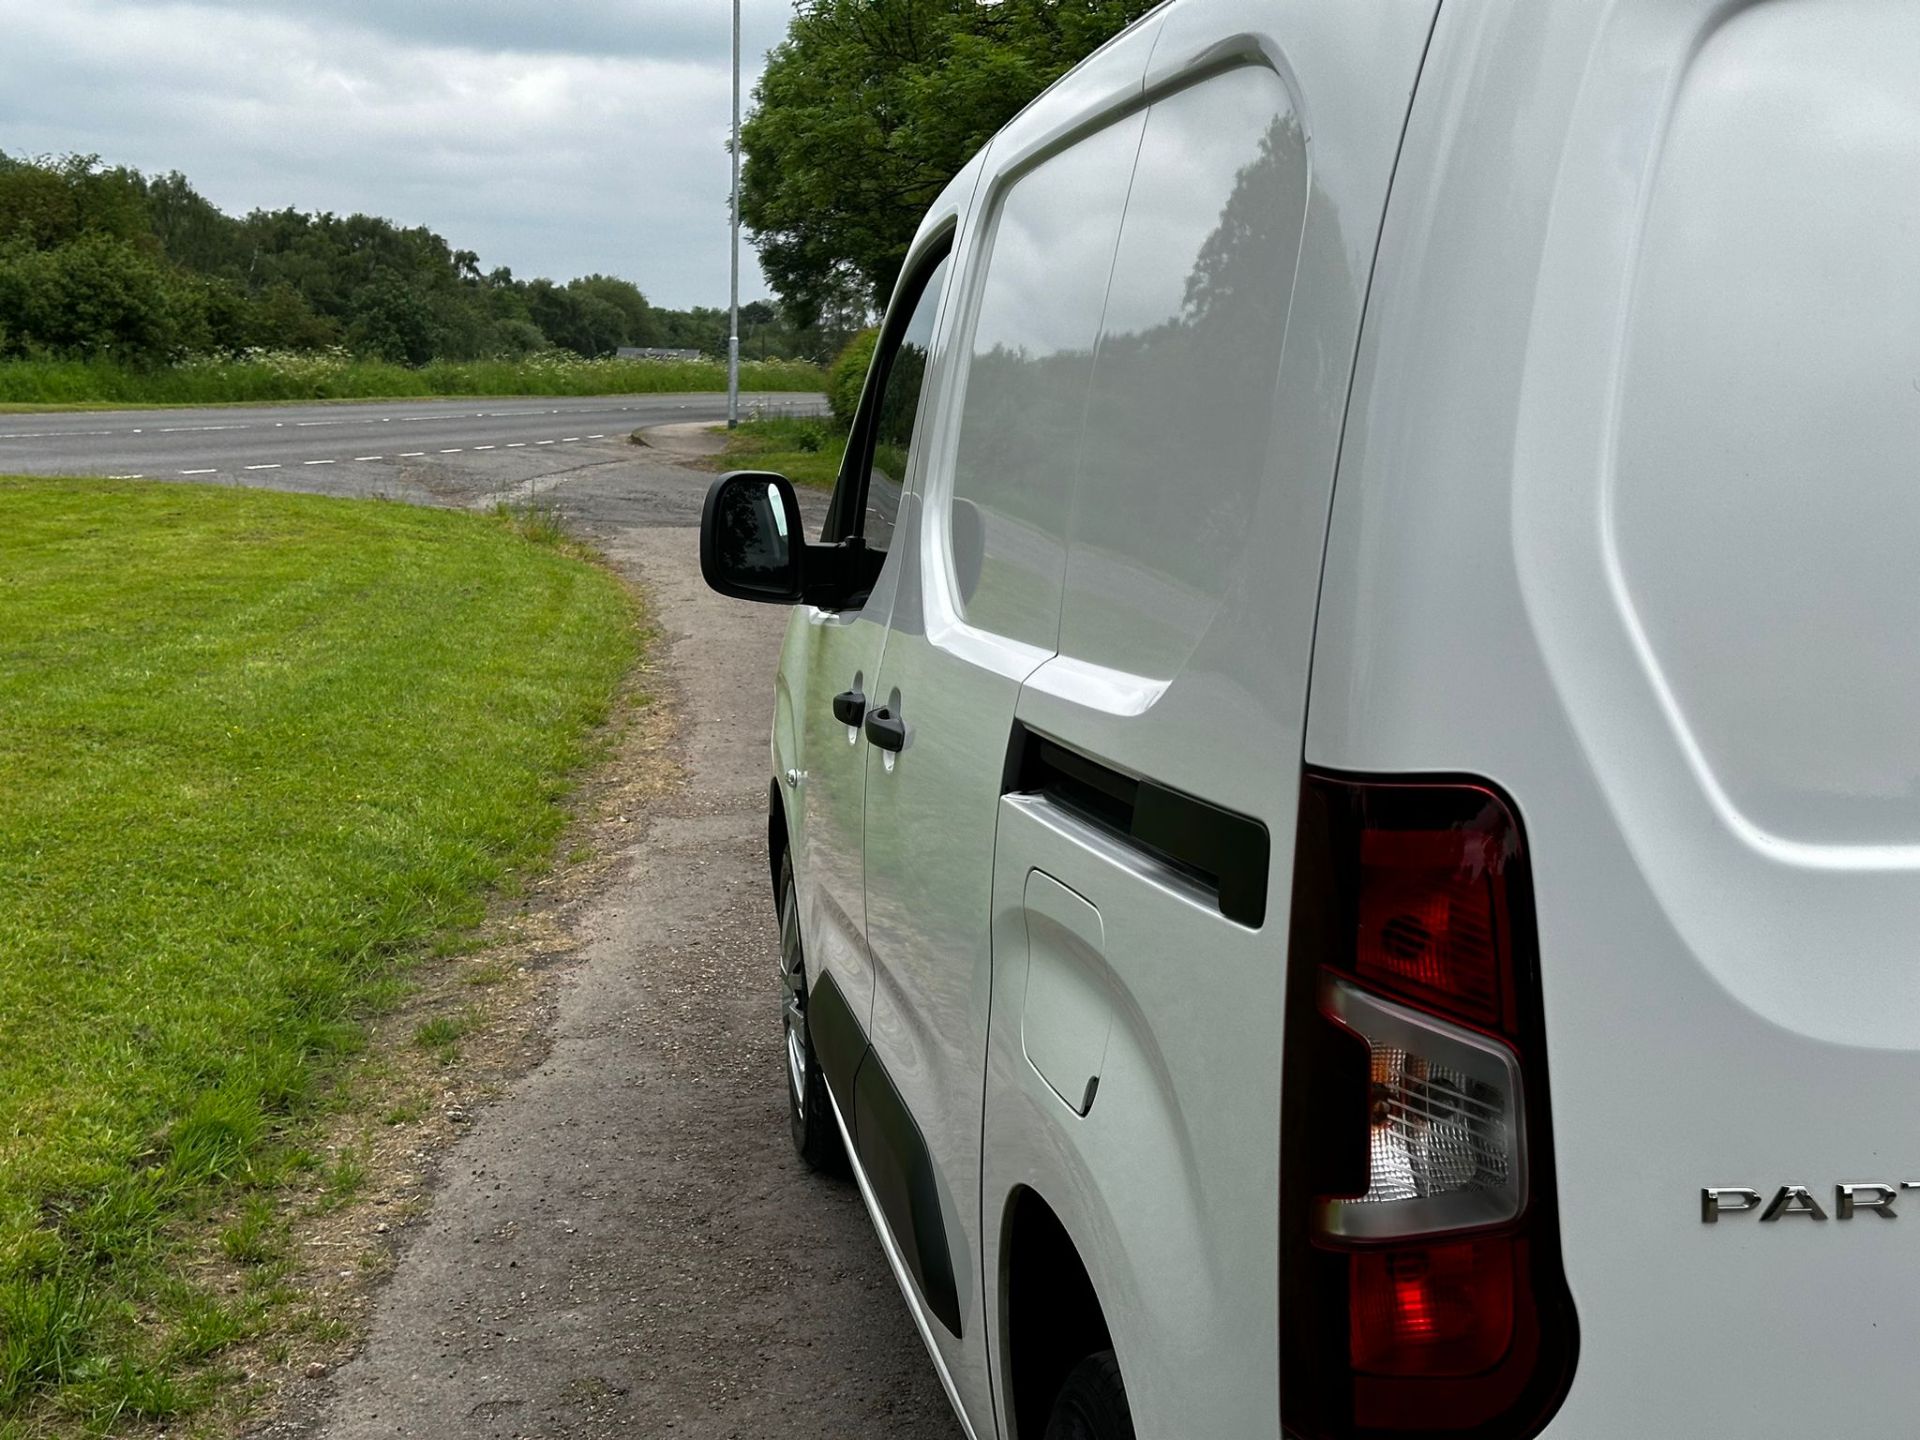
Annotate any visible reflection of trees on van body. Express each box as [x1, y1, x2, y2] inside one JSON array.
[[943, 74, 1359, 671], [955, 102, 1323, 564], [1075, 103, 1312, 609], [1181, 114, 1304, 331]]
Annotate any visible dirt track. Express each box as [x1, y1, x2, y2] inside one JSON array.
[[249, 439, 960, 1438]]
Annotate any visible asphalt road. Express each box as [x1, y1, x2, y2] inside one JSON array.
[[100, 418, 961, 1440], [0, 392, 821, 482]]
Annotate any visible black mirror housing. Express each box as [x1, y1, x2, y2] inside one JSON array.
[[701, 471, 808, 604]]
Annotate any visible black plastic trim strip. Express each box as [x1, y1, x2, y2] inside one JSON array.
[[854, 1049, 964, 1336], [806, 970, 865, 1132], [806, 969, 962, 1337], [1008, 726, 1271, 927]]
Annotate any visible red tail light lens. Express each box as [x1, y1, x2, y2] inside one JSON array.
[[1281, 774, 1576, 1438], [1356, 826, 1511, 1032], [1350, 1240, 1514, 1376]]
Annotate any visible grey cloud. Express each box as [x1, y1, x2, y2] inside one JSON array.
[[0, 0, 794, 308], [167, 0, 797, 63]]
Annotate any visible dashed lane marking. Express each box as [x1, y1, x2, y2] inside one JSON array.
[[246, 463, 281, 471], [439, 448, 463, 454], [354, 455, 383, 461], [304, 459, 334, 466], [179, 468, 217, 475], [399, 451, 426, 458]]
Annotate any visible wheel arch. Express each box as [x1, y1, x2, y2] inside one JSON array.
[[767, 778, 788, 910], [999, 1185, 1113, 1439]]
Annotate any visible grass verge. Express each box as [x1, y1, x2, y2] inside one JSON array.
[[703, 414, 847, 490], [0, 353, 822, 409], [0, 479, 641, 1431]]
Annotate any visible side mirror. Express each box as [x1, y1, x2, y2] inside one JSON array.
[[701, 471, 807, 603]]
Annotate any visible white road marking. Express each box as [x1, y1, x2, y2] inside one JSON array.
[[506, 442, 526, 448], [355, 455, 383, 462], [304, 459, 334, 466], [246, 463, 281, 471], [535, 439, 555, 445], [474, 445, 496, 451], [179, 468, 217, 475], [399, 451, 425, 458], [159, 424, 245, 433], [587, 434, 605, 439], [561, 436, 580, 442], [108, 473, 143, 479], [439, 448, 463, 454]]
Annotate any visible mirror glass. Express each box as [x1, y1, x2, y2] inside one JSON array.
[[711, 474, 796, 594], [767, 481, 788, 540]]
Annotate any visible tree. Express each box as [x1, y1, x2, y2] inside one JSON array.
[[0, 151, 784, 364], [568, 274, 659, 348], [739, 0, 1157, 325]]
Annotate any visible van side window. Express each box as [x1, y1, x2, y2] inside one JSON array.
[[1057, 65, 1307, 681], [945, 114, 1145, 650], [843, 253, 950, 558]]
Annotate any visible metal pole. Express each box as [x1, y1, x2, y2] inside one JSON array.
[[727, 0, 742, 429]]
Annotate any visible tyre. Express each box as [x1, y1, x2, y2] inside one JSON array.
[[779, 852, 846, 1173], [1043, 1351, 1135, 1440]]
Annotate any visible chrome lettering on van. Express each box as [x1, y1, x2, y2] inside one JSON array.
[[1701, 1183, 1917, 1223]]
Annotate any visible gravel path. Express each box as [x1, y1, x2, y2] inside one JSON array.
[[241, 439, 960, 1438]]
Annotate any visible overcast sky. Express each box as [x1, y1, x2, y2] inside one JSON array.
[[0, 0, 795, 309]]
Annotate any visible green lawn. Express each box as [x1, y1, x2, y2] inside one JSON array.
[[708, 414, 848, 490], [0, 480, 640, 1428], [0, 354, 822, 409]]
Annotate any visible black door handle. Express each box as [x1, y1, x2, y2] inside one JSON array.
[[831, 688, 866, 726], [864, 705, 907, 753]]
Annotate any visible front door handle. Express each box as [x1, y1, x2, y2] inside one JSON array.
[[832, 687, 866, 727], [864, 705, 907, 753]]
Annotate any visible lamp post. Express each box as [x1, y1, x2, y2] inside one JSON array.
[[727, 0, 741, 429]]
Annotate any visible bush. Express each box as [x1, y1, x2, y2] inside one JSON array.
[[0, 235, 212, 363], [826, 326, 878, 427]]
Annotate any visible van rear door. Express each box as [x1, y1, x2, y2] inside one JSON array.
[[1309, 0, 1920, 1431]]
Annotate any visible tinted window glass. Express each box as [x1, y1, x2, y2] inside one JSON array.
[[947, 114, 1144, 649], [860, 254, 949, 555], [1059, 66, 1306, 680]]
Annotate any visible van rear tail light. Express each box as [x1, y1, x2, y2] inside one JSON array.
[[1281, 774, 1577, 1438]]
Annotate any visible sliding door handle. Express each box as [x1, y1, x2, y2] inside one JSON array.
[[864, 706, 907, 753], [831, 688, 866, 726]]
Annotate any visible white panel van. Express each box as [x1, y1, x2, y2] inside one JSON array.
[[701, 0, 1920, 1433]]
